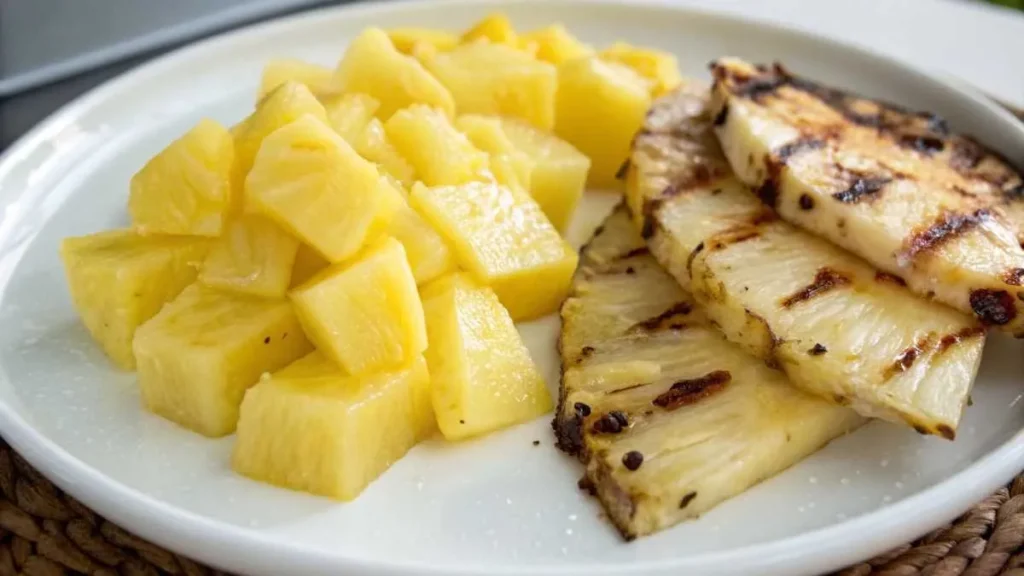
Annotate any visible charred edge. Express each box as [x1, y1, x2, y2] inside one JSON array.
[[775, 137, 826, 163], [553, 407, 586, 455], [898, 134, 945, 155], [950, 138, 985, 172], [798, 194, 815, 210], [970, 289, 1018, 326], [592, 411, 629, 435], [679, 492, 698, 510], [713, 103, 729, 126], [904, 210, 989, 260], [615, 159, 631, 181], [652, 371, 731, 411], [730, 74, 788, 101], [937, 326, 986, 354], [808, 343, 828, 356], [937, 425, 956, 441], [641, 198, 664, 240], [755, 179, 779, 208], [630, 302, 693, 332], [590, 458, 638, 541], [913, 425, 930, 436], [875, 271, 908, 287], [782, 267, 852, 308], [832, 177, 892, 203], [686, 242, 706, 276], [577, 476, 596, 495], [1005, 268, 1024, 286]]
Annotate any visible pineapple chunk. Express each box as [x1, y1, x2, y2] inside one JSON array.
[[234, 82, 327, 190], [129, 119, 234, 237], [133, 284, 312, 437], [199, 215, 300, 298], [387, 199, 457, 286], [334, 28, 455, 119], [60, 231, 209, 369], [520, 25, 593, 65], [410, 181, 577, 320], [599, 42, 682, 97], [290, 237, 427, 375], [320, 92, 380, 144], [461, 13, 518, 46], [290, 243, 330, 288], [246, 115, 394, 262], [233, 352, 432, 500], [555, 56, 651, 189], [385, 104, 489, 186], [421, 273, 552, 440], [257, 59, 335, 101], [355, 118, 417, 186], [388, 28, 459, 55], [456, 114, 535, 190], [424, 42, 557, 130]]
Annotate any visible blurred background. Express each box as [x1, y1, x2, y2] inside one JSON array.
[[1, 0, 1022, 150]]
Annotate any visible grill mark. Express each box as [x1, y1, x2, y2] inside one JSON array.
[[832, 177, 892, 203], [781, 268, 852, 308], [970, 289, 1017, 326], [629, 302, 693, 333], [884, 337, 929, 379], [708, 229, 761, 251], [937, 326, 986, 354], [615, 159, 631, 181], [686, 242, 705, 276], [897, 134, 945, 155], [774, 138, 826, 163], [615, 247, 650, 261], [950, 138, 985, 172], [729, 75, 788, 101], [679, 492, 697, 509], [652, 371, 731, 411], [875, 271, 908, 287], [903, 210, 989, 260], [713, 103, 729, 126], [608, 382, 650, 395], [1005, 268, 1024, 286], [641, 197, 664, 240]]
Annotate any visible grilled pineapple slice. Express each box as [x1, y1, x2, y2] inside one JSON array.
[[625, 83, 985, 438], [557, 205, 862, 540], [709, 58, 1024, 336]]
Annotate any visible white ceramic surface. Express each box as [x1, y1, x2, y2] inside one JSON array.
[[0, 2, 1022, 575]]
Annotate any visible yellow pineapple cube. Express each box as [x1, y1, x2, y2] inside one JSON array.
[[519, 25, 593, 65], [387, 195, 456, 285], [421, 273, 551, 440], [199, 215, 300, 298], [257, 59, 335, 102], [60, 231, 210, 369], [599, 42, 682, 96], [388, 28, 459, 55], [424, 42, 556, 130], [354, 118, 416, 186], [461, 13, 518, 47], [290, 243, 330, 288], [129, 119, 234, 237], [290, 237, 427, 375], [455, 114, 534, 189], [320, 92, 380, 144], [334, 28, 455, 120], [246, 115, 395, 262], [232, 352, 432, 500], [133, 284, 312, 437], [555, 56, 651, 189], [385, 104, 489, 186], [410, 181, 577, 320]]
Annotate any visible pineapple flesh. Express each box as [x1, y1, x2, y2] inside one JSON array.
[[625, 83, 985, 438], [133, 284, 312, 437], [410, 180, 577, 321], [60, 230, 210, 369], [320, 92, 380, 144], [387, 28, 459, 55], [519, 25, 593, 65], [557, 205, 863, 540], [232, 352, 433, 500], [385, 104, 490, 186], [599, 42, 683, 97], [257, 59, 336, 102], [354, 118, 417, 187], [199, 215, 300, 298], [422, 273, 552, 440]]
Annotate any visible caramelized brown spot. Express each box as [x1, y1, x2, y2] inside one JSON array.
[[630, 302, 693, 332], [686, 242, 705, 275], [970, 289, 1017, 326], [903, 210, 989, 260], [713, 103, 729, 126], [578, 476, 596, 495], [625, 267, 635, 275], [755, 179, 779, 207], [592, 411, 629, 435], [898, 134, 945, 155], [641, 198, 663, 240], [622, 451, 644, 471], [574, 401, 592, 417], [833, 394, 849, 406], [913, 425, 929, 436], [949, 138, 984, 172], [798, 194, 815, 210], [808, 343, 828, 356], [653, 371, 731, 411], [832, 177, 891, 203], [937, 424, 956, 440], [875, 271, 908, 287], [1005, 268, 1024, 286], [615, 159, 631, 180], [885, 340, 926, 379], [781, 268, 851, 308], [774, 138, 826, 162], [709, 229, 760, 250], [617, 247, 650, 261], [580, 347, 595, 359], [679, 492, 697, 509], [937, 326, 986, 354]]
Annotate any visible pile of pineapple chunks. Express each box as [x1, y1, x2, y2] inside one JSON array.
[[59, 14, 683, 501]]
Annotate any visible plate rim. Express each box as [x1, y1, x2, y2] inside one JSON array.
[[0, 1, 1022, 575]]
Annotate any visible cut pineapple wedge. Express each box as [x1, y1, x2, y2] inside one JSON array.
[[320, 92, 380, 144], [422, 273, 552, 440], [257, 59, 335, 102], [599, 42, 682, 97], [625, 84, 985, 438], [555, 56, 651, 189], [385, 187, 457, 286], [385, 104, 490, 186], [456, 114, 535, 191], [133, 283, 312, 437], [424, 42, 557, 130], [355, 118, 417, 187], [519, 25, 593, 65], [290, 243, 330, 288], [291, 237, 427, 375], [60, 230, 210, 369], [387, 28, 459, 55], [460, 13, 519, 47], [129, 119, 234, 237], [199, 215, 300, 298], [246, 115, 395, 262], [558, 205, 863, 540], [411, 180, 577, 321], [335, 27, 455, 119], [233, 352, 432, 500]]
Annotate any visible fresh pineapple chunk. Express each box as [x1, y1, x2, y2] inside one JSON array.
[[519, 25, 593, 65], [355, 118, 417, 186], [320, 92, 380, 144], [456, 114, 535, 189], [461, 13, 518, 46], [290, 237, 427, 375], [410, 181, 577, 320], [257, 59, 335, 101], [199, 215, 299, 298], [387, 198, 457, 285], [424, 42, 557, 130], [599, 42, 682, 96], [388, 28, 459, 55], [290, 243, 330, 287], [334, 28, 455, 119], [232, 352, 432, 500], [421, 273, 552, 440], [129, 119, 234, 237], [60, 231, 210, 369], [385, 104, 489, 186], [555, 56, 651, 189], [246, 115, 394, 262], [133, 284, 312, 437]]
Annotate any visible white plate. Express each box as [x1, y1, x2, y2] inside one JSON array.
[[0, 1, 1022, 575]]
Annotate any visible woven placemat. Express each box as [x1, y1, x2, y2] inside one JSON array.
[[2, 437, 1023, 576]]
